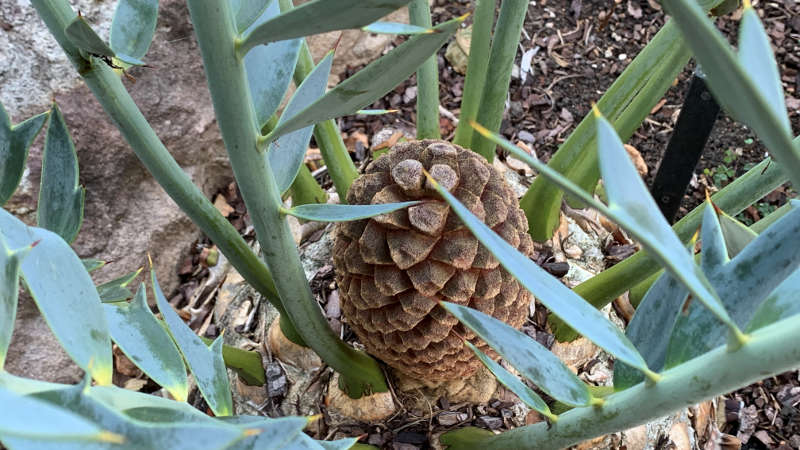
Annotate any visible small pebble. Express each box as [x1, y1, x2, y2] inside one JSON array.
[[476, 415, 503, 430], [518, 130, 535, 143], [265, 362, 287, 398], [396, 431, 426, 445], [437, 411, 468, 426]]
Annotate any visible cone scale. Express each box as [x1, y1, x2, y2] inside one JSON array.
[[333, 140, 534, 380]]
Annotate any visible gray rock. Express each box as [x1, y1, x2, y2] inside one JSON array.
[[265, 362, 288, 398], [0, 1, 115, 114], [437, 411, 468, 426], [476, 415, 503, 430], [5, 294, 83, 384], [299, 228, 334, 281], [3, 0, 230, 295]]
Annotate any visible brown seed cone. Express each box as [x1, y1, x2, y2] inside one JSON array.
[[333, 140, 533, 380]]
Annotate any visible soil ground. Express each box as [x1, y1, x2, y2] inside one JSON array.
[[164, 1, 800, 448]]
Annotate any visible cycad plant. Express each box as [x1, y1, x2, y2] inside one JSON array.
[[1, 0, 799, 448]]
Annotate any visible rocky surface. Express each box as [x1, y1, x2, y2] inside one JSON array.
[[2, 0, 227, 294], [4, 295, 84, 384]]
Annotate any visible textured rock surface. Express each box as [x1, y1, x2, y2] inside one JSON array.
[[2, 0, 228, 295], [5, 295, 84, 384], [333, 140, 534, 380]]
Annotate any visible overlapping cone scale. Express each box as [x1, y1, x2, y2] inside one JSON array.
[[333, 140, 533, 380]]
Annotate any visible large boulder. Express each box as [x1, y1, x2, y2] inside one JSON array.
[[1, 0, 227, 294], [4, 295, 84, 384], [2, 0, 228, 384]]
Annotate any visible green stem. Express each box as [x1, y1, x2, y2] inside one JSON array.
[[28, 0, 305, 347], [470, 0, 528, 161], [551, 156, 789, 341], [199, 337, 265, 386], [409, 0, 440, 140], [289, 165, 327, 210], [629, 198, 794, 309], [459, 316, 800, 449], [313, 119, 358, 201], [186, 0, 387, 398], [750, 200, 793, 232], [452, 0, 494, 149], [522, 20, 690, 241]]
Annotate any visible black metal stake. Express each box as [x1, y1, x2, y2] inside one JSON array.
[[650, 71, 721, 223]]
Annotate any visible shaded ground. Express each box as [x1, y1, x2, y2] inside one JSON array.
[[342, 0, 799, 216]]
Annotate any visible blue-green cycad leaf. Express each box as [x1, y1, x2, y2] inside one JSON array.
[[269, 50, 334, 194], [700, 201, 729, 275], [266, 15, 463, 142], [245, 1, 302, 128], [37, 104, 85, 244], [0, 104, 48, 206], [65, 14, 115, 57], [474, 121, 736, 337], [97, 268, 141, 303], [594, 113, 736, 336], [613, 240, 691, 391], [738, 5, 790, 133], [285, 201, 420, 222], [0, 386, 120, 443], [152, 269, 233, 416], [443, 303, 592, 406], [709, 203, 800, 325], [356, 109, 399, 116], [86, 385, 206, 418], [746, 268, 800, 332], [240, 0, 412, 52], [120, 408, 338, 450], [4, 382, 247, 450], [0, 208, 112, 385], [231, 0, 272, 33], [225, 416, 311, 449], [103, 283, 189, 402], [110, 0, 158, 62], [718, 208, 758, 257], [617, 205, 761, 388], [666, 203, 800, 367], [122, 406, 218, 424], [225, 415, 356, 449], [661, 0, 800, 188], [83, 258, 106, 272], [465, 341, 556, 420], [469, 124, 709, 378], [0, 237, 32, 368], [362, 22, 432, 35], [0, 371, 69, 395]]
